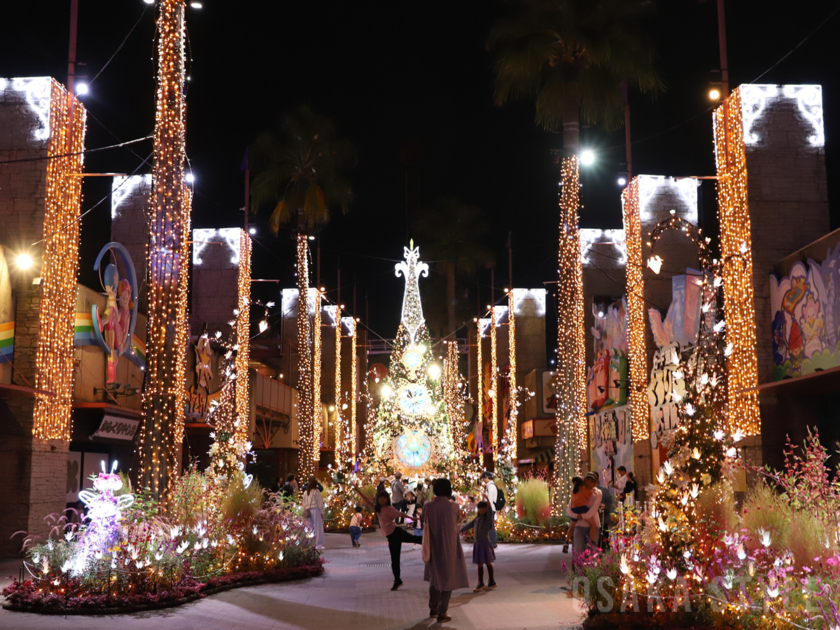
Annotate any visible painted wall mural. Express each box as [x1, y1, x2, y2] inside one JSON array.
[[770, 243, 840, 380], [647, 272, 702, 472], [586, 298, 632, 482]]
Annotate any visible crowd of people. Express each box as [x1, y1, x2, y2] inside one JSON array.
[[353, 471, 502, 623], [271, 464, 634, 622]]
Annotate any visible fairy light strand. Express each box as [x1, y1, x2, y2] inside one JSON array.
[[334, 308, 343, 467], [490, 305, 498, 457], [350, 317, 357, 460], [713, 89, 761, 436], [233, 231, 251, 449], [32, 80, 86, 441], [312, 289, 322, 465], [139, 0, 190, 495], [621, 178, 649, 441], [296, 234, 314, 481], [476, 320, 483, 450], [553, 156, 585, 513], [504, 290, 517, 463]]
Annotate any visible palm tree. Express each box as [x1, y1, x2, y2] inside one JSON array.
[[249, 106, 356, 479], [250, 105, 357, 233], [415, 198, 494, 337], [488, 0, 662, 153], [489, 0, 661, 511]]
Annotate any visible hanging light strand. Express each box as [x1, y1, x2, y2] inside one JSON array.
[[32, 81, 86, 442], [334, 309, 343, 467], [621, 178, 649, 441], [350, 317, 357, 460], [490, 305, 498, 457], [296, 234, 314, 481], [553, 156, 584, 513], [139, 0, 190, 495], [233, 231, 251, 449], [713, 89, 761, 436], [504, 290, 517, 463], [312, 289, 322, 465]]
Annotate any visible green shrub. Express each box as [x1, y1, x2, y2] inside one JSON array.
[[514, 479, 551, 526]]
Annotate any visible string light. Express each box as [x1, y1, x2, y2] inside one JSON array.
[[296, 234, 314, 481], [334, 307, 343, 467], [138, 0, 191, 495], [553, 156, 585, 513], [443, 341, 466, 458], [32, 80, 86, 441], [504, 290, 517, 463], [714, 89, 761, 436], [313, 289, 322, 465], [233, 231, 251, 449], [490, 305, 498, 456], [476, 319, 483, 454], [350, 316, 357, 460], [621, 178, 649, 441]]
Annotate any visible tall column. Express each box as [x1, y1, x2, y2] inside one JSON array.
[[140, 0, 190, 495], [553, 156, 586, 512]]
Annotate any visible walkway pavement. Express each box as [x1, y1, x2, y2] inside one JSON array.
[[0, 532, 584, 629]]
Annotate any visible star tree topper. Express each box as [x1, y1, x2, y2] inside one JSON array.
[[395, 240, 429, 345]]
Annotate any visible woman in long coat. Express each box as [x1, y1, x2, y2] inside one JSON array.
[[423, 479, 469, 623]]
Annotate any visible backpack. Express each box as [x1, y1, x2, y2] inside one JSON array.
[[492, 483, 506, 511]]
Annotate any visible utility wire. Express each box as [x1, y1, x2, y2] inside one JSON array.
[[0, 135, 152, 165], [87, 5, 151, 87]]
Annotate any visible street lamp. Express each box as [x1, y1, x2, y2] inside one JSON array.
[[709, 87, 721, 101], [617, 176, 627, 186], [580, 150, 595, 166], [16, 253, 34, 270]]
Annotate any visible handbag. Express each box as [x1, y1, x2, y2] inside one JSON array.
[[303, 508, 311, 519]]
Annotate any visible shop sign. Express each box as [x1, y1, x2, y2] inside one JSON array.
[[91, 415, 140, 441]]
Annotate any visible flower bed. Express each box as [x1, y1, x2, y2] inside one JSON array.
[[2, 560, 324, 614], [2, 463, 324, 616]]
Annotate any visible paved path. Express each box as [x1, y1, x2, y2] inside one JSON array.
[[0, 532, 583, 629]]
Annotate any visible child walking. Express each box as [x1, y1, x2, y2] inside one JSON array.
[[349, 506, 363, 548], [460, 501, 496, 592], [563, 475, 597, 553], [412, 505, 423, 549]]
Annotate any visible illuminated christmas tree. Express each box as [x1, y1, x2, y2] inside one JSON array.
[[366, 244, 457, 475]]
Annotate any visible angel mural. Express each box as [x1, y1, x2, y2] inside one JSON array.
[[92, 243, 139, 384]]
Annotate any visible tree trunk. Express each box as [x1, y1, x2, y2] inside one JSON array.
[[561, 82, 580, 155], [447, 261, 456, 336]]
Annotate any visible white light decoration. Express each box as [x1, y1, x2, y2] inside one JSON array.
[[192, 227, 242, 265], [111, 175, 152, 218], [580, 228, 627, 266], [511, 288, 546, 317], [741, 84, 825, 147], [637, 175, 699, 223], [782, 84, 825, 146], [11, 77, 53, 140], [395, 245, 429, 344], [741, 84, 778, 144]]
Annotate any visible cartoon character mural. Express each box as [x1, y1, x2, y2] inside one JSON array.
[[647, 272, 702, 472], [770, 242, 840, 380], [91, 243, 138, 384]]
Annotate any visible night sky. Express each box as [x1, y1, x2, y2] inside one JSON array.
[[2, 0, 839, 341]]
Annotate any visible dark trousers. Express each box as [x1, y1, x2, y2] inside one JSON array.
[[349, 526, 361, 545], [386, 527, 422, 580], [429, 585, 452, 616], [393, 500, 406, 524]]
